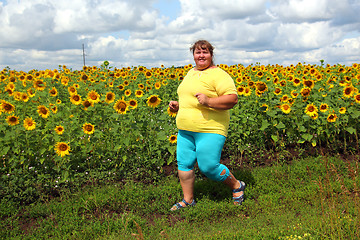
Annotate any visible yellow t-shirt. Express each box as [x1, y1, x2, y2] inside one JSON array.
[[176, 67, 237, 137]]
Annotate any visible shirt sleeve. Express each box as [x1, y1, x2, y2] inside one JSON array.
[[213, 69, 238, 96]]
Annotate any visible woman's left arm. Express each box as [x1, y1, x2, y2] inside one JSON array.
[[195, 93, 238, 110]]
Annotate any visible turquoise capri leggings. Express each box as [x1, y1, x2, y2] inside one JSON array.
[[176, 130, 230, 182]]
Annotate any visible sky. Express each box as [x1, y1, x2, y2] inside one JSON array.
[[0, 0, 359, 71]]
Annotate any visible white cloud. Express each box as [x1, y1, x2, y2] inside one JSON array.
[[0, 0, 359, 71]]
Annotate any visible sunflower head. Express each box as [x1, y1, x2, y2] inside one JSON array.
[[1, 101, 15, 114], [87, 90, 100, 104], [129, 99, 138, 109], [6, 115, 20, 126], [167, 107, 177, 117], [83, 123, 95, 135], [147, 95, 161, 108], [55, 125, 64, 135], [54, 142, 71, 157], [305, 103, 318, 117], [24, 117, 36, 131], [105, 92, 115, 103], [70, 94, 82, 105], [37, 105, 50, 118], [168, 135, 177, 144], [280, 103, 291, 114], [114, 98, 128, 114]]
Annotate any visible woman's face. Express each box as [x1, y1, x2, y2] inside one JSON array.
[[193, 47, 212, 70]]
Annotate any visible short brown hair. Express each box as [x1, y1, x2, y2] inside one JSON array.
[[190, 40, 215, 65], [190, 40, 214, 56]]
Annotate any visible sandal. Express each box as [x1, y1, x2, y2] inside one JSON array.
[[170, 199, 196, 211], [232, 180, 246, 205]]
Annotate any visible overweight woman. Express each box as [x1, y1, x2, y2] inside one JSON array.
[[169, 40, 246, 211]]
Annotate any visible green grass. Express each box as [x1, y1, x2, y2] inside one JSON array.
[[1, 155, 359, 240]]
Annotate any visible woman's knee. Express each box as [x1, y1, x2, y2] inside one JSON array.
[[199, 164, 229, 181]]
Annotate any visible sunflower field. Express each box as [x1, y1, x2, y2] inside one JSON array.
[[1, 62, 360, 202]]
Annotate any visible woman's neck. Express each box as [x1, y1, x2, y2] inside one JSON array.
[[195, 64, 216, 71]]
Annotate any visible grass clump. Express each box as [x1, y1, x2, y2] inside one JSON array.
[[1, 155, 359, 239]]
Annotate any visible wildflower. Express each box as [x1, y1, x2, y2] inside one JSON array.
[[169, 135, 177, 144], [305, 103, 318, 117], [167, 107, 177, 117], [37, 105, 50, 118], [1, 101, 15, 114], [24, 117, 36, 130], [70, 94, 82, 105], [280, 103, 291, 114], [339, 107, 346, 114], [129, 99, 138, 109], [87, 90, 100, 104], [54, 142, 71, 157], [54, 125, 64, 135], [83, 123, 95, 135], [105, 92, 115, 104], [327, 113, 337, 123], [6, 115, 19, 126], [135, 90, 144, 98], [114, 97, 128, 114], [319, 103, 329, 112], [147, 95, 162, 108]]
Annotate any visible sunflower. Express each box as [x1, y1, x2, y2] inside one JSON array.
[[138, 83, 145, 89], [168, 135, 177, 144], [293, 78, 301, 87], [105, 92, 116, 104], [319, 103, 329, 112], [280, 103, 291, 114], [27, 88, 36, 97], [83, 123, 95, 135], [274, 88, 282, 95], [154, 82, 161, 90], [61, 77, 69, 86], [327, 113, 337, 123], [70, 94, 82, 105], [243, 87, 252, 96], [82, 99, 93, 110], [68, 86, 77, 95], [167, 107, 177, 117], [260, 103, 268, 112], [237, 86, 245, 95], [145, 70, 152, 78], [1, 101, 15, 114], [135, 90, 144, 98], [34, 80, 46, 91], [300, 87, 311, 98], [54, 142, 71, 157], [147, 95, 162, 108], [343, 86, 354, 98], [305, 103, 318, 117], [255, 81, 268, 93], [290, 90, 298, 98], [37, 105, 50, 118], [124, 89, 132, 97], [280, 95, 289, 102], [54, 125, 64, 135], [50, 105, 58, 113], [339, 107, 346, 114], [114, 97, 129, 114], [87, 90, 100, 104], [6, 115, 19, 126], [354, 94, 360, 104], [21, 92, 29, 102], [23, 117, 36, 130], [303, 79, 315, 89], [129, 99, 138, 109]]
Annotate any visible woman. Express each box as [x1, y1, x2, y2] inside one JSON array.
[[169, 40, 245, 211]]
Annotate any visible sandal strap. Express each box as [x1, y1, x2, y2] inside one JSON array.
[[232, 181, 246, 193], [182, 199, 196, 206]]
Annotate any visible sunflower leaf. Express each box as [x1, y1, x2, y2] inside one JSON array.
[[260, 120, 271, 131]]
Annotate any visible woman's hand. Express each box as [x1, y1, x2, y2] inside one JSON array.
[[195, 93, 238, 110], [169, 101, 179, 112], [195, 93, 209, 106]]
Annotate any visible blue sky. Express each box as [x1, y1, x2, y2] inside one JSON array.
[[0, 0, 359, 71]]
